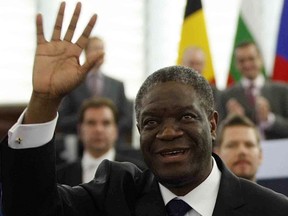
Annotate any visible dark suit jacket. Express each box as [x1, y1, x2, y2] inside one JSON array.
[[217, 81, 288, 139], [56, 150, 147, 186], [57, 73, 133, 144], [1, 137, 288, 216]]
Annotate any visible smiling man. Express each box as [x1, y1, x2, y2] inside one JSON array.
[[214, 114, 262, 182], [135, 68, 217, 199], [1, 2, 288, 216], [217, 41, 288, 140]]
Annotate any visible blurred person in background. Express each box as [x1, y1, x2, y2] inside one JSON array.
[[57, 97, 146, 186], [214, 114, 262, 182], [58, 36, 133, 147], [181, 46, 219, 106], [217, 41, 288, 140]]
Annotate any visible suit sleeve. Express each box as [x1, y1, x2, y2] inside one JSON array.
[[1, 135, 148, 216], [264, 84, 288, 139]]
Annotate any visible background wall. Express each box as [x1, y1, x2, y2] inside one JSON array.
[[0, 0, 284, 105]]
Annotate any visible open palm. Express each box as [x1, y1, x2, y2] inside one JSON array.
[[32, 2, 100, 99]]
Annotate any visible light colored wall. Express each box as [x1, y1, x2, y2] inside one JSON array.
[[0, 0, 284, 104]]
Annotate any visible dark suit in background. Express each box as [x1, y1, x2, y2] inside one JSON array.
[[1, 138, 288, 216], [217, 81, 288, 139], [57, 149, 147, 186], [58, 73, 133, 146]]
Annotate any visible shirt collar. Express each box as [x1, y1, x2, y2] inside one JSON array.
[[87, 69, 103, 79], [82, 148, 116, 171], [241, 74, 265, 89], [159, 157, 221, 216]]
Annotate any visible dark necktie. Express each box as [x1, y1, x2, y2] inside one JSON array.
[[166, 199, 192, 216], [246, 82, 255, 106]]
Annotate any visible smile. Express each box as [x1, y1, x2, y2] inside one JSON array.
[[160, 149, 187, 156], [157, 148, 190, 157]]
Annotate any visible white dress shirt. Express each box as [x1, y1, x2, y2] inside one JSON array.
[[159, 157, 221, 216], [241, 74, 265, 97], [81, 149, 116, 183], [8, 109, 58, 149]]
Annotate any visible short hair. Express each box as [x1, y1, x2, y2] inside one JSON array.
[[135, 65, 214, 123], [215, 114, 260, 148], [78, 97, 118, 124], [235, 40, 261, 55]]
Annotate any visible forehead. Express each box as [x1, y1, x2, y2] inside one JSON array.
[[223, 126, 258, 143], [84, 106, 114, 119], [235, 45, 258, 57], [140, 82, 200, 113], [87, 39, 103, 48]]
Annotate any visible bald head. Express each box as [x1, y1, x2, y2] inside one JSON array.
[[181, 46, 206, 74]]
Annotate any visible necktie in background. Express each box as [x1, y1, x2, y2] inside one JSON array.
[[166, 198, 192, 216], [87, 72, 103, 97], [245, 82, 256, 106]]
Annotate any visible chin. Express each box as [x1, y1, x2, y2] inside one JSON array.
[[156, 173, 197, 189], [237, 173, 254, 181]]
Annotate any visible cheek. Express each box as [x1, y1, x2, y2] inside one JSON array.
[[220, 150, 234, 161], [79, 128, 87, 140], [139, 132, 156, 154]]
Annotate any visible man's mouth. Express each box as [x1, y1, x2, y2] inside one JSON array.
[[234, 160, 251, 166], [157, 148, 189, 157]]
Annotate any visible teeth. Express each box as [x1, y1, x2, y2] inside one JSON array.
[[161, 150, 185, 156]]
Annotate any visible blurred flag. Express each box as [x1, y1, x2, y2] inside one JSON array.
[[272, 0, 288, 82], [227, 0, 265, 86], [177, 0, 215, 84]]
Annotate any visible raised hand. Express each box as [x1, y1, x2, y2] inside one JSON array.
[[226, 98, 245, 116], [33, 2, 101, 99], [25, 2, 102, 124], [256, 96, 271, 122]]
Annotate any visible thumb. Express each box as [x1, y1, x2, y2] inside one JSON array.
[[81, 52, 104, 74]]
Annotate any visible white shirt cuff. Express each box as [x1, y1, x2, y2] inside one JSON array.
[[8, 108, 58, 149]]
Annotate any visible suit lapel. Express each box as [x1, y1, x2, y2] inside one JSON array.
[[212, 154, 245, 216], [136, 155, 248, 216]]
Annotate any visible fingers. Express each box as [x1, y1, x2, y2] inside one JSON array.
[[36, 14, 46, 44], [39, 1, 97, 48], [226, 98, 245, 116], [75, 14, 97, 49], [63, 2, 81, 42], [51, 2, 66, 41]]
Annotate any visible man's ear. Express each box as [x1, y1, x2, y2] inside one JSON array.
[[210, 111, 218, 142]]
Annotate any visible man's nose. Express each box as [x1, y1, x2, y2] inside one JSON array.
[[156, 123, 183, 140], [92, 124, 104, 132], [238, 143, 249, 154]]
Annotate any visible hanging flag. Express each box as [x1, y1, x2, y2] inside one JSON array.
[[226, 16, 254, 86], [177, 0, 215, 84], [272, 0, 288, 82], [227, 0, 265, 86]]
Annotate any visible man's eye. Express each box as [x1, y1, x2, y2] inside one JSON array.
[[182, 114, 197, 121], [226, 143, 237, 149], [147, 120, 157, 125], [143, 119, 158, 128]]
